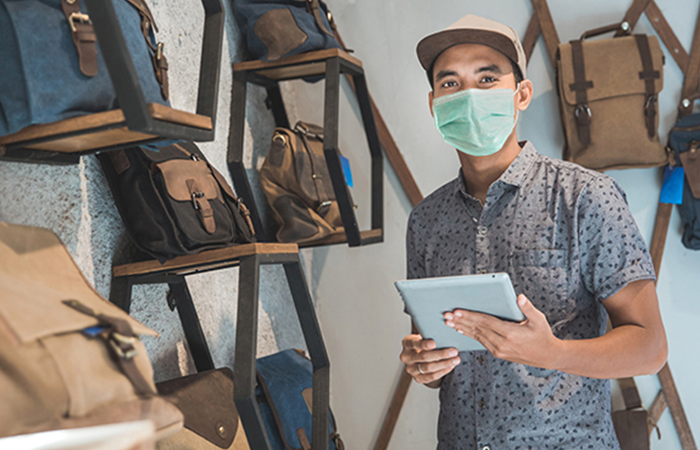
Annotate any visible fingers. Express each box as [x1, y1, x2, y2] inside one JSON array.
[[400, 334, 460, 384], [402, 334, 436, 352], [412, 359, 460, 384]]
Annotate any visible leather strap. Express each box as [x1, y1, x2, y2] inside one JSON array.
[[568, 39, 594, 147], [62, 300, 156, 397], [187, 179, 216, 234], [124, 0, 170, 100], [619, 377, 644, 410], [307, 0, 334, 37], [297, 428, 312, 450], [635, 34, 660, 138], [530, 0, 560, 67], [616, 0, 651, 37], [580, 22, 629, 40], [679, 4, 700, 118], [61, 0, 98, 77]]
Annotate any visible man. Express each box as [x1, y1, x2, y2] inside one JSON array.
[[399, 14, 668, 450]]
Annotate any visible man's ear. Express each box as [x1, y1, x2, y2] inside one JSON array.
[[429, 90, 435, 117], [516, 79, 534, 112]]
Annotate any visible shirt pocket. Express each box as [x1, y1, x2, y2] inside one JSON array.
[[511, 249, 574, 334]]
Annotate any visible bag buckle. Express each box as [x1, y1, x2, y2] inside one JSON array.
[[574, 104, 592, 125], [108, 332, 139, 360], [68, 12, 92, 32], [156, 42, 164, 61], [645, 95, 658, 116], [191, 191, 205, 210]]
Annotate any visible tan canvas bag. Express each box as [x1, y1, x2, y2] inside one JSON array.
[[558, 25, 666, 171], [260, 121, 345, 244], [0, 223, 183, 440]]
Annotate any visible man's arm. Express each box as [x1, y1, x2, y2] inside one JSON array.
[[445, 279, 667, 378]]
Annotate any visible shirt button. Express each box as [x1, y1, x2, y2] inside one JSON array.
[[477, 225, 488, 236], [483, 447, 491, 450], [477, 356, 485, 365], [479, 400, 486, 409], [477, 269, 487, 274]]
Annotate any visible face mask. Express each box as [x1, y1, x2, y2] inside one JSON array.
[[432, 86, 519, 157]]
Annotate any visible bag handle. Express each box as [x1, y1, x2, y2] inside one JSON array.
[[579, 21, 632, 40], [305, 0, 334, 37]]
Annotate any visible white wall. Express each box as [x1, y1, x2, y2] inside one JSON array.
[[289, 1, 700, 449]]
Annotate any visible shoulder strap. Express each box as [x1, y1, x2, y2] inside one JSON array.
[[61, 0, 98, 77], [679, 5, 700, 118]]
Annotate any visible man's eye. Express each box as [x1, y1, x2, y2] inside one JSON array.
[[441, 80, 458, 88], [480, 76, 497, 83]]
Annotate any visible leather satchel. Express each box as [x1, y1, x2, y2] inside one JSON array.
[[259, 122, 345, 244], [668, 111, 700, 249], [255, 349, 343, 450], [0, 0, 169, 137], [232, 0, 341, 62], [0, 222, 183, 439], [98, 141, 256, 262], [157, 368, 250, 450], [557, 24, 666, 171]]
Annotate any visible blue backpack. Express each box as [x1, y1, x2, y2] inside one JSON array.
[[256, 349, 343, 450], [231, 0, 341, 63], [0, 0, 169, 137], [668, 113, 700, 249]]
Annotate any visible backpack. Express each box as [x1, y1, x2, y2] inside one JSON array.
[[668, 113, 700, 249], [259, 122, 345, 244], [98, 141, 255, 262]]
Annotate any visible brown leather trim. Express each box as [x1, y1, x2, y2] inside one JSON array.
[[257, 371, 298, 450], [62, 300, 156, 396], [108, 149, 131, 175], [568, 40, 593, 147], [297, 428, 312, 450], [61, 0, 98, 77], [187, 179, 216, 234], [635, 35, 660, 138], [309, 0, 333, 36]]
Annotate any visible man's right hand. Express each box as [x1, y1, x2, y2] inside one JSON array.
[[400, 334, 461, 388]]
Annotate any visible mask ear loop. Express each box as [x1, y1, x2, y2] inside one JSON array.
[[513, 83, 521, 125]]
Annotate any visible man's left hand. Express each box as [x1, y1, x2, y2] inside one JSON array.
[[444, 294, 562, 369]]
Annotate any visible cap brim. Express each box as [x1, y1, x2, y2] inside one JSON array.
[[417, 29, 518, 72]]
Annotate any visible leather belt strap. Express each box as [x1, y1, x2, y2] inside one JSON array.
[[61, 0, 98, 77], [187, 179, 216, 234], [306, 0, 334, 37], [568, 39, 594, 147], [125, 0, 170, 100], [635, 34, 660, 138], [63, 299, 156, 397]]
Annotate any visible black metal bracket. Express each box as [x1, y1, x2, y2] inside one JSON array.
[[227, 55, 383, 247], [233, 252, 330, 450], [0, 0, 225, 164]]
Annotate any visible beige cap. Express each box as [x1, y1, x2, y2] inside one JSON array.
[[417, 14, 527, 79]]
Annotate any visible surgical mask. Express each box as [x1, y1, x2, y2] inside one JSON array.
[[432, 86, 519, 157]]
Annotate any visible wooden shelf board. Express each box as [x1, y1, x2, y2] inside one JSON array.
[[232, 48, 362, 81], [113, 242, 299, 278], [298, 228, 382, 248], [0, 104, 212, 154]]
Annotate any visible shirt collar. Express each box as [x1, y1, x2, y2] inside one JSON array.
[[456, 141, 538, 198]]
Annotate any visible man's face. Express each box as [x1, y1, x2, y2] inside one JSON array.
[[429, 42, 520, 108]]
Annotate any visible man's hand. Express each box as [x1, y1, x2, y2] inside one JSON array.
[[444, 294, 562, 369], [400, 334, 460, 387]]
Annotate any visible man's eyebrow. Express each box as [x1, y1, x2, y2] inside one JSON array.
[[434, 70, 458, 83], [476, 64, 502, 74]]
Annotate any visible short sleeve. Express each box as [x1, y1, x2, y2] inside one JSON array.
[[406, 210, 426, 280], [577, 175, 656, 302]]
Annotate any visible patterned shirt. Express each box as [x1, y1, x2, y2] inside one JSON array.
[[406, 141, 656, 450]]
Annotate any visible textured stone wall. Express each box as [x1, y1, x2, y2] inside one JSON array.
[[0, 0, 306, 382]]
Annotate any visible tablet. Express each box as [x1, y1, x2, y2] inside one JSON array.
[[395, 273, 524, 352]]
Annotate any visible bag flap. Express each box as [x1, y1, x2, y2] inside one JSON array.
[[0, 223, 156, 344], [558, 35, 663, 106], [157, 368, 240, 448], [156, 159, 222, 202]]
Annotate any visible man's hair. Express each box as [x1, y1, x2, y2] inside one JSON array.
[[427, 58, 524, 90]]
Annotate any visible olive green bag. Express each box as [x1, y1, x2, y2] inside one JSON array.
[[260, 121, 345, 244]]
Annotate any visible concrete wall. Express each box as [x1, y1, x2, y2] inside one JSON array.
[[1, 1, 698, 449]]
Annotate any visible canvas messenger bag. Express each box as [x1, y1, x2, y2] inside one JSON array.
[[557, 23, 666, 171], [0, 223, 183, 440]]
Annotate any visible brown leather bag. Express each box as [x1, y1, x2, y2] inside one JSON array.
[[0, 223, 183, 440], [157, 368, 250, 450], [557, 24, 666, 171], [260, 121, 345, 244]]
